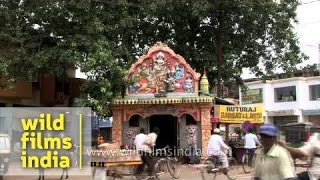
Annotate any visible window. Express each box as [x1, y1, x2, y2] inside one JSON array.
[[129, 115, 140, 127], [274, 86, 296, 102], [241, 88, 263, 105], [186, 114, 196, 125], [309, 84, 320, 100]]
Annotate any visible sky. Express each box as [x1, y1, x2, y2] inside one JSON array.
[[296, 0, 320, 66], [242, 0, 320, 79], [76, 1, 320, 79]]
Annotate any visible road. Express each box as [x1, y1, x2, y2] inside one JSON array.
[[2, 164, 250, 180], [2, 164, 306, 180]]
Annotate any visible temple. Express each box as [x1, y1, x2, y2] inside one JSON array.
[[111, 42, 213, 155]]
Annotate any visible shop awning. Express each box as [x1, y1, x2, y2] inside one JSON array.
[[266, 110, 295, 116], [302, 109, 320, 116], [215, 97, 235, 105]]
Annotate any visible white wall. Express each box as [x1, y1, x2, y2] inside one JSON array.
[[306, 77, 320, 110], [242, 76, 320, 112]]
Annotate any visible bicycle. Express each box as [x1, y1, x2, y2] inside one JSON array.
[[134, 146, 181, 180], [241, 147, 259, 174], [241, 149, 253, 174], [200, 149, 239, 180]]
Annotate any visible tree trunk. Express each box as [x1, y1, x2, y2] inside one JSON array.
[[216, 11, 224, 98]]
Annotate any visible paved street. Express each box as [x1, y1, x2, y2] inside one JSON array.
[[2, 164, 307, 180]]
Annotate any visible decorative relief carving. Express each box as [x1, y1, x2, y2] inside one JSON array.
[[126, 42, 200, 95]]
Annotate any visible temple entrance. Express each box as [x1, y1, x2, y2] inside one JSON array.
[[149, 115, 178, 150]]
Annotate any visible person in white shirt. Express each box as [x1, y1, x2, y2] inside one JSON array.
[[134, 128, 147, 150], [144, 129, 158, 149], [134, 128, 147, 175], [244, 128, 261, 166], [207, 128, 230, 174], [136, 127, 160, 176]]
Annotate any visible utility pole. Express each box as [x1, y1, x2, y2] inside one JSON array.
[[216, 5, 225, 98], [216, 31, 223, 98], [214, 2, 226, 135]]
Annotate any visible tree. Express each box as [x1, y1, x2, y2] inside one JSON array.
[[109, 0, 307, 96], [0, 0, 306, 115], [0, 0, 125, 116]]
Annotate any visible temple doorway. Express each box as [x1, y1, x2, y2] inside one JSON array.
[[149, 115, 178, 150]]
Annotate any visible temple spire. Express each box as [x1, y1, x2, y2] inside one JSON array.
[[200, 67, 209, 94]]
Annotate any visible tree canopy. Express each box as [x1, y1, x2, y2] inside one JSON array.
[[0, 0, 306, 116]]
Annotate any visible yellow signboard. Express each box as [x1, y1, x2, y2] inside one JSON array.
[[215, 105, 264, 124]]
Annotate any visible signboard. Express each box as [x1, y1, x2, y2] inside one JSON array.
[[215, 105, 264, 124], [241, 88, 263, 105], [99, 117, 112, 128], [91, 115, 99, 130]]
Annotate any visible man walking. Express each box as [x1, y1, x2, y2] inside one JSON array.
[[252, 124, 297, 180], [244, 128, 261, 165]]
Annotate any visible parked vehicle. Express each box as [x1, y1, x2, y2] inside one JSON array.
[[0, 133, 11, 180], [280, 122, 320, 147]]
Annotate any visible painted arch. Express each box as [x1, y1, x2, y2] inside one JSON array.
[[126, 42, 200, 95]]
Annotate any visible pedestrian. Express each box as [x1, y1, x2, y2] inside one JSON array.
[[134, 127, 147, 150], [144, 127, 160, 175], [134, 127, 147, 175], [252, 124, 297, 180], [135, 127, 160, 176], [278, 132, 320, 180], [243, 128, 261, 166]]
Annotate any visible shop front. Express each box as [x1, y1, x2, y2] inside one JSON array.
[[303, 109, 320, 126], [214, 105, 264, 162], [266, 110, 298, 128], [111, 42, 213, 155]]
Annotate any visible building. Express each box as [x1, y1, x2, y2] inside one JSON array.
[[0, 68, 85, 107], [240, 76, 320, 127], [111, 42, 213, 154], [0, 68, 85, 133]]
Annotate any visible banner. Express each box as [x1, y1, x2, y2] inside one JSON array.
[[215, 105, 264, 124]]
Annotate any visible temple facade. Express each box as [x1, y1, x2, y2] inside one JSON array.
[[111, 42, 213, 155]]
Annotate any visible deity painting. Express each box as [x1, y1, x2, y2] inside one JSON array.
[[164, 72, 177, 92], [129, 63, 154, 94], [154, 73, 167, 94], [135, 63, 153, 93], [172, 63, 184, 80], [183, 73, 194, 93], [128, 74, 140, 93], [126, 44, 199, 95], [151, 51, 170, 77]]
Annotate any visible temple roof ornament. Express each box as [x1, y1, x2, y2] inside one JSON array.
[[112, 96, 213, 105], [124, 42, 201, 98], [200, 68, 209, 94]]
